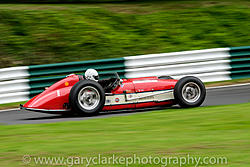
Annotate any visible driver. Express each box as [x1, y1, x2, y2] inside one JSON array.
[[84, 69, 118, 92], [85, 69, 99, 81]]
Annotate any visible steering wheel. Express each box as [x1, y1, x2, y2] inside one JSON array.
[[106, 78, 119, 91]]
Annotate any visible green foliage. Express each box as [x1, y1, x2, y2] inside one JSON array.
[[1, 103, 250, 166], [0, 0, 128, 3], [0, 1, 249, 68]]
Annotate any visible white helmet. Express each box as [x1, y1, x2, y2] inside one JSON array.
[[85, 69, 99, 81]]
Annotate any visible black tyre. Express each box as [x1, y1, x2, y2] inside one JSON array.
[[69, 80, 105, 115], [174, 76, 206, 108]]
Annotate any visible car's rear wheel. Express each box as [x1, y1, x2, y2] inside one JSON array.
[[69, 80, 105, 115], [174, 76, 206, 108]]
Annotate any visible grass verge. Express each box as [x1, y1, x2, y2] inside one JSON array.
[[0, 101, 26, 110], [0, 102, 250, 166], [205, 78, 250, 87]]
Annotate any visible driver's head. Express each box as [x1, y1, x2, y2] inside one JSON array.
[[85, 69, 99, 81]]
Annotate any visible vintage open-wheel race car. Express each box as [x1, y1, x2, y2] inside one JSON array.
[[20, 72, 206, 116]]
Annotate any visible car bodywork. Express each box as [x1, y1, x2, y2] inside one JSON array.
[[21, 74, 178, 113]]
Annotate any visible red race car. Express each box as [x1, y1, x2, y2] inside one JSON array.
[[20, 70, 206, 115]]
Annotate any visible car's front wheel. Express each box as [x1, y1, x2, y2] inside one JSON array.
[[174, 76, 206, 108], [69, 80, 105, 115]]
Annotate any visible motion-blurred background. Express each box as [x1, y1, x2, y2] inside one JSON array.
[[0, 0, 249, 68], [0, 1, 250, 167]]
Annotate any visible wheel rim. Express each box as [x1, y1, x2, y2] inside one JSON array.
[[181, 82, 201, 103], [78, 86, 100, 111]]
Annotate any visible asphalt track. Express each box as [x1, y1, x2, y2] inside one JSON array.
[[0, 84, 250, 125]]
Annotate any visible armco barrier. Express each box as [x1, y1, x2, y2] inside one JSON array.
[[229, 46, 250, 79], [28, 58, 126, 96], [0, 57, 125, 104], [124, 48, 231, 82], [0, 46, 249, 104], [0, 66, 29, 81]]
